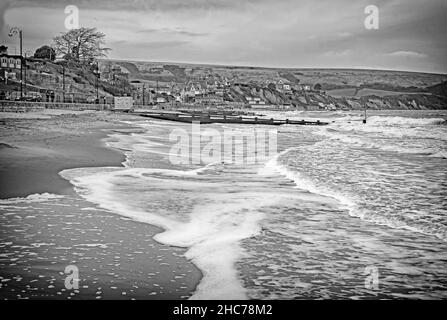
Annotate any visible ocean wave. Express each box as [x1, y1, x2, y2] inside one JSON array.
[[366, 116, 446, 127], [259, 149, 357, 212], [316, 124, 447, 157], [259, 145, 447, 240], [327, 120, 447, 141]]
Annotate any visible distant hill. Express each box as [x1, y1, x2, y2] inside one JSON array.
[[104, 59, 447, 90], [101, 59, 447, 110]]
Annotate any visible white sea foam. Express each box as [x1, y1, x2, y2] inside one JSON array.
[[0, 193, 64, 204], [60, 153, 282, 300], [366, 116, 446, 126]]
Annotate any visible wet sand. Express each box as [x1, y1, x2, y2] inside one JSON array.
[[0, 110, 131, 198], [0, 110, 202, 299]]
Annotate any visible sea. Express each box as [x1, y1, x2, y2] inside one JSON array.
[[59, 109, 447, 299]]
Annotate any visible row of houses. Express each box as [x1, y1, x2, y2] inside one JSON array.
[[114, 62, 318, 107], [274, 80, 312, 92], [0, 45, 22, 83], [180, 81, 226, 98], [129, 80, 317, 107]]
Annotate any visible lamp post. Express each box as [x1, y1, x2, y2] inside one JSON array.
[[94, 61, 99, 104], [61, 64, 65, 103], [24, 50, 32, 98], [9, 27, 23, 99]]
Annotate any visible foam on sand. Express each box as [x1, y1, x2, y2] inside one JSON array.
[[60, 165, 285, 299], [0, 193, 64, 204]]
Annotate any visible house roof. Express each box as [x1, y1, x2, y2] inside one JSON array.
[[0, 53, 23, 60]]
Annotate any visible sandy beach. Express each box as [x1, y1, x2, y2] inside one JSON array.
[[0, 110, 201, 299], [1, 109, 446, 300], [0, 111, 131, 198], [2, 0, 447, 307]]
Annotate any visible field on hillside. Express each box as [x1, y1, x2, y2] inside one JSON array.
[[104, 59, 447, 92]]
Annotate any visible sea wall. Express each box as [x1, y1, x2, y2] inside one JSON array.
[[0, 101, 112, 112]]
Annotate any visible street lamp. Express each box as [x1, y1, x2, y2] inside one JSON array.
[[61, 63, 66, 103], [9, 27, 23, 99], [24, 50, 32, 97], [94, 61, 100, 104]]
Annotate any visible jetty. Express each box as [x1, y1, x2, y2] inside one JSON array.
[[134, 110, 329, 126]]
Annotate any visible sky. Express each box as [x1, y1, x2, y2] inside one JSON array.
[[1, 0, 446, 74]]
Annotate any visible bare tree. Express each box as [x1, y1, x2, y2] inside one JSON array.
[[53, 27, 110, 64]]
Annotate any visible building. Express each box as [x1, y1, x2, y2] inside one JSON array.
[[148, 66, 164, 74], [130, 80, 152, 105], [275, 80, 291, 92], [155, 95, 167, 104], [245, 96, 266, 107], [102, 64, 129, 83], [0, 55, 22, 69], [195, 94, 224, 105], [300, 84, 311, 91], [180, 81, 205, 101], [156, 85, 171, 95], [0, 46, 23, 82]]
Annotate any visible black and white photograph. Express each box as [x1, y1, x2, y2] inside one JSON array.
[[0, 0, 446, 309]]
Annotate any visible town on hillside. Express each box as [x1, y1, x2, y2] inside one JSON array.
[[1, 27, 446, 112]]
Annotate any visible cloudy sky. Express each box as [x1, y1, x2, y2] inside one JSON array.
[[1, 0, 446, 73]]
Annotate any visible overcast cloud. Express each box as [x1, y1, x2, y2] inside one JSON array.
[[1, 0, 446, 73]]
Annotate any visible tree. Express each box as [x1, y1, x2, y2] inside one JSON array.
[[53, 27, 110, 64], [314, 83, 322, 91], [34, 45, 56, 61]]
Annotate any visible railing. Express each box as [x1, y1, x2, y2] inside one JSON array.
[[0, 100, 112, 112]]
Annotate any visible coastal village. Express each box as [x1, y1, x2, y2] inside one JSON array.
[[1, 27, 446, 113], [0, 44, 335, 112]]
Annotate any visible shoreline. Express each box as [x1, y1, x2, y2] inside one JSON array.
[[0, 110, 203, 299], [0, 111, 131, 199]]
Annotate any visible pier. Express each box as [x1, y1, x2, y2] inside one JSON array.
[[134, 110, 329, 126]]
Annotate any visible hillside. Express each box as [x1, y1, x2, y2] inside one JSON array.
[[1, 59, 130, 103], [102, 59, 447, 110], [2, 57, 446, 110]]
